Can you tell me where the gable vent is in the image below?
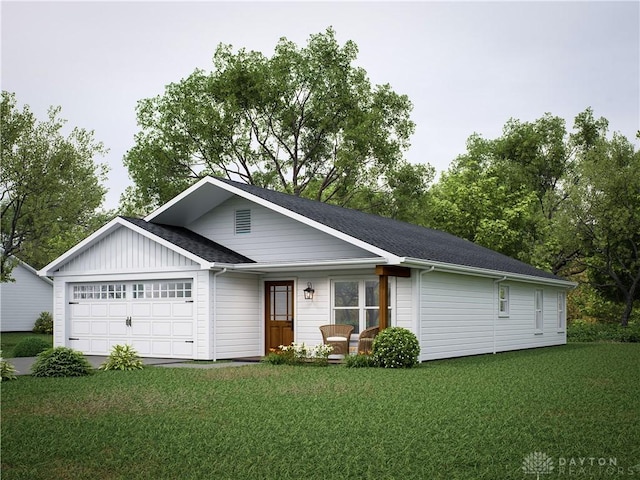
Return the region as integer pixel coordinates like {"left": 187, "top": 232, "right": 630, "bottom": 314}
{"left": 235, "top": 209, "right": 251, "bottom": 234}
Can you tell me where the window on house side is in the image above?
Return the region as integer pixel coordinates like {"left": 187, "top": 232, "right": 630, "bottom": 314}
{"left": 499, "top": 286, "right": 509, "bottom": 317}
{"left": 332, "top": 278, "right": 392, "bottom": 334}
{"left": 557, "top": 292, "right": 567, "bottom": 331}
{"left": 535, "top": 289, "right": 544, "bottom": 333}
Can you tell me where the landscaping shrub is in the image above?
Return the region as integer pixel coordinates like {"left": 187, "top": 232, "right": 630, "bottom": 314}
{"left": 12, "top": 337, "right": 51, "bottom": 357}
{"left": 568, "top": 320, "right": 640, "bottom": 343}
{"left": 371, "top": 327, "right": 420, "bottom": 368}
{"left": 262, "top": 343, "right": 333, "bottom": 366}
{"left": 32, "top": 311, "right": 53, "bottom": 334}
{"left": 31, "top": 347, "right": 93, "bottom": 377}
{"left": 344, "top": 353, "right": 376, "bottom": 368}
{"left": 100, "top": 344, "right": 144, "bottom": 371}
{"left": 0, "top": 351, "right": 17, "bottom": 381}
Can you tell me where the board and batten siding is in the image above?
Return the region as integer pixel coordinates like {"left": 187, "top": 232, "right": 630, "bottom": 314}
{"left": 188, "top": 196, "right": 373, "bottom": 263}
{"left": 0, "top": 263, "right": 53, "bottom": 331}
{"left": 214, "top": 272, "right": 261, "bottom": 359}
{"left": 56, "top": 226, "right": 197, "bottom": 273}
{"left": 420, "top": 271, "right": 567, "bottom": 361}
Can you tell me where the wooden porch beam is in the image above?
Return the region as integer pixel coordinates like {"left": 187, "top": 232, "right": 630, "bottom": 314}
{"left": 379, "top": 274, "right": 389, "bottom": 330}
{"left": 375, "top": 265, "right": 411, "bottom": 278}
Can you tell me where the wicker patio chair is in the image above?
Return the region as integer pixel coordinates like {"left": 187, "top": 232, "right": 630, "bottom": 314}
{"left": 357, "top": 326, "right": 379, "bottom": 355}
{"left": 319, "top": 324, "right": 354, "bottom": 356}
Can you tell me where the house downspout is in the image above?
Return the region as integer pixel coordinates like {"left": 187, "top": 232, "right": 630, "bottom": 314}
{"left": 493, "top": 276, "right": 507, "bottom": 354}
{"left": 418, "top": 267, "right": 436, "bottom": 361}
{"left": 212, "top": 268, "right": 228, "bottom": 361}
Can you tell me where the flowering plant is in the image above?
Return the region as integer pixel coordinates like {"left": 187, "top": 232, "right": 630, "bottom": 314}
{"left": 264, "top": 343, "right": 333, "bottom": 366}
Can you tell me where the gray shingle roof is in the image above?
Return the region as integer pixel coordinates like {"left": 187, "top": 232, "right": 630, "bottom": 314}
{"left": 216, "top": 178, "right": 562, "bottom": 281}
{"left": 121, "top": 216, "right": 255, "bottom": 264}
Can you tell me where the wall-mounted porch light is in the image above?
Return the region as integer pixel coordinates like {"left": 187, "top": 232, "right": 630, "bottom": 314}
{"left": 303, "top": 282, "right": 315, "bottom": 300}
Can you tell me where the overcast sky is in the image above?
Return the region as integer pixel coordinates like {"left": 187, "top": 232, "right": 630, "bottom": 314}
{"left": 2, "top": 1, "right": 639, "bottom": 210}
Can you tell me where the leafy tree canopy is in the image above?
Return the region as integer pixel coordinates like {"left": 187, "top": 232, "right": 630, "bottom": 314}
{"left": 123, "top": 28, "right": 430, "bottom": 220}
{"left": 1, "top": 91, "right": 109, "bottom": 280}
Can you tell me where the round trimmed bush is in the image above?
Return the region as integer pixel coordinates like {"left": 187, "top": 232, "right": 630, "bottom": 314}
{"left": 32, "top": 311, "right": 53, "bottom": 334}
{"left": 31, "top": 347, "right": 93, "bottom": 377}
{"left": 13, "top": 337, "right": 51, "bottom": 357}
{"left": 372, "top": 327, "right": 420, "bottom": 368}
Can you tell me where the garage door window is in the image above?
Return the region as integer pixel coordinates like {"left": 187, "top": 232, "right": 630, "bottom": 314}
{"left": 132, "top": 282, "right": 192, "bottom": 299}
{"left": 73, "top": 284, "right": 126, "bottom": 300}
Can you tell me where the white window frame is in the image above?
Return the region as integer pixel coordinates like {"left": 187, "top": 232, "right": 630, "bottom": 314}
{"left": 132, "top": 281, "right": 192, "bottom": 299}
{"left": 557, "top": 291, "right": 567, "bottom": 332}
{"left": 534, "top": 289, "right": 544, "bottom": 333}
{"left": 72, "top": 284, "right": 126, "bottom": 300}
{"left": 331, "top": 277, "right": 393, "bottom": 335}
{"left": 498, "top": 285, "right": 510, "bottom": 317}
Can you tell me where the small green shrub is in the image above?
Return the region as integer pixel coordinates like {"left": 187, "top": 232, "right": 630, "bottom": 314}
{"left": 568, "top": 320, "right": 640, "bottom": 343}
{"left": 32, "top": 311, "right": 53, "bottom": 334}
{"left": 372, "top": 327, "right": 420, "bottom": 368}
{"left": 100, "top": 344, "right": 144, "bottom": 371}
{"left": 0, "top": 351, "right": 17, "bottom": 381}
{"left": 262, "top": 352, "right": 291, "bottom": 365}
{"left": 13, "top": 337, "right": 51, "bottom": 357}
{"left": 344, "top": 353, "right": 376, "bottom": 368}
{"left": 31, "top": 347, "right": 93, "bottom": 377}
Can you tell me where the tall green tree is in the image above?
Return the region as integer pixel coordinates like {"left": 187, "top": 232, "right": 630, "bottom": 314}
{"left": 123, "top": 28, "right": 422, "bottom": 215}
{"left": 1, "top": 91, "right": 109, "bottom": 280}
{"left": 566, "top": 111, "right": 640, "bottom": 326}
{"left": 425, "top": 113, "right": 578, "bottom": 272}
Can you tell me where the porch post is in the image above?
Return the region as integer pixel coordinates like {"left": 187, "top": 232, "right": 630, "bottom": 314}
{"left": 375, "top": 265, "right": 411, "bottom": 331}
{"left": 379, "top": 274, "right": 389, "bottom": 330}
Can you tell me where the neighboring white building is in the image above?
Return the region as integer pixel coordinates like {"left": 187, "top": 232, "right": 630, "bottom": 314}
{"left": 39, "top": 176, "right": 574, "bottom": 361}
{"left": 1, "top": 260, "right": 53, "bottom": 332}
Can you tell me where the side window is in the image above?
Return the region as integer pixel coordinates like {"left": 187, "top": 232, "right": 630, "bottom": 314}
{"left": 557, "top": 292, "right": 567, "bottom": 331}
{"left": 535, "top": 289, "right": 544, "bottom": 333}
{"left": 498, "top": 286, "right": 509, "bottom": 317}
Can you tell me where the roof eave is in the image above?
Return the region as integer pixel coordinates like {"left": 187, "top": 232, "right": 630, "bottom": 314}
{"left": 401, "top": 257, "right": 577, "bottom": 287}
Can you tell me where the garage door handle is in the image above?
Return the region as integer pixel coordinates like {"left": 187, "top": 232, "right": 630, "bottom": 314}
{"left": 185, "top": 340, "right": 194, "bottom": 343}
{"left": 126, "top": 316, "right": 132, "bottom": 327}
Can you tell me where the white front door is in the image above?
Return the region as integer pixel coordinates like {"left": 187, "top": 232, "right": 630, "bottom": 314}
{"left": 68, "top": 280, "right": 194, "bottom": 358}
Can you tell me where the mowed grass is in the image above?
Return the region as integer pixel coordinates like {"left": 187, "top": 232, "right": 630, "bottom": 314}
{"left": 1, "top": 332, "right": 52, "bottom": 358}
{"left": 2, "top": 344, "right": 639, "bottom": 480}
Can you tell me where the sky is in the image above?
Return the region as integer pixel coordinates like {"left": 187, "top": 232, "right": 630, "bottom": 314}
{"left": 2, "top": 1, "right": 639, "bottom": 210}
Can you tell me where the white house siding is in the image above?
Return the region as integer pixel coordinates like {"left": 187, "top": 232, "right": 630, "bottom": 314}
{"left": 187, "top": 196, "right": 373, "bottom": 263}
{"left": 420, "top": 272, "right": 568, "bottom": 361}
{"left": 494, "top": 284, "right": 566, "bottom": 352}
{"left": 0, "top": 263, "right": 53, "bottom": 331}
{"left": 56, "top": 226, "right": 198, "bottom": 273}
{"left": 420, "top": 271, "right": 495, "bottom": 361}
{"left": 214, "top": 272, "right": 261, "bottom": 359}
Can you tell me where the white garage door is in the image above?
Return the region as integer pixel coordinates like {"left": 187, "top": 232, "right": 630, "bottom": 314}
{"left": 68, "top": 280, "right": 195, "bottom": 358}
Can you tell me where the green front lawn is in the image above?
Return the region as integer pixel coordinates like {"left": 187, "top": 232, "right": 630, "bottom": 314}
{"left": 1, "top": 332, "right": 52, "bottom": 358}
{"left": 2, "top": 344, "right": 639, "bottom": 479}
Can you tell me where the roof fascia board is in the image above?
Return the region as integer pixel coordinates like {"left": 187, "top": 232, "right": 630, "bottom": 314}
{"left": 144, "top": 176, "right": 214, "bottom": 222}
{"left": 225, "top": 257, "right": 387, "bottom": 273}
{"left": 38, "top": 217, "right": 124, "bottom": 276}
{"left": 207, "top": 177, "right": 402, "bottom": 263}
{"left": 39, "top": 217, "right": 211, "bottom": 276}
{"left": 402, "top": 258, "right": 577, "bottom": 288}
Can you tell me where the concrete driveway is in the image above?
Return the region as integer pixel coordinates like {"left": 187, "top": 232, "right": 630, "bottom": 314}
{"left": 8, "top": 356, "right": 256, "bottom": 375}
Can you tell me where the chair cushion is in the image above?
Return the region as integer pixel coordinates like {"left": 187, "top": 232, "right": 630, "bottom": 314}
{"left": 326, "top": 336, "right": 348, "bottom": 342}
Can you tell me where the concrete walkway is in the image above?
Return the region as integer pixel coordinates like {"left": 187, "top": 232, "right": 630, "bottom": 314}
{"left": 8, "top": 355, "right": 258, "bottom": 375}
